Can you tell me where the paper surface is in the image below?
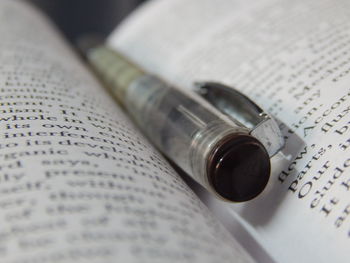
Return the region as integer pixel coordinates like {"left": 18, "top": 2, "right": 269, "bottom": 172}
{"left": 0, "top": 1, "right": 253, "bottom": 262}
{"left": 109, "top": 0, "right": 350, "bottom": 262}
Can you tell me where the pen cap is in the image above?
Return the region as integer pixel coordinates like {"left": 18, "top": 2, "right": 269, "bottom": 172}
{"left": 206, "top": 133, "right": 270, "bottom": 202}
{"left": 190, "top": 120, "right": 270, "bottom": 202}
{"left": 125, "top": 75, "right": 271, "bottom": 202}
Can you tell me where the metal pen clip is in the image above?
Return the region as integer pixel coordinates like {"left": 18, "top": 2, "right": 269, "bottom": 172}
{"left": 195, "top": 82, "right": 284, "bottom": 157}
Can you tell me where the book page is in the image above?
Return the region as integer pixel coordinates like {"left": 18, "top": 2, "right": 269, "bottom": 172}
{"left": 0, "top": 1, "right": 254, "bottom": 262}
{"left": 109, "top": 0, "right": 350, "bottom": 262}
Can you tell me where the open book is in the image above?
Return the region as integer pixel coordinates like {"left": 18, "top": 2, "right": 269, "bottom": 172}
{"left": 1, "top": 0, "right": 349, "bottom": 262}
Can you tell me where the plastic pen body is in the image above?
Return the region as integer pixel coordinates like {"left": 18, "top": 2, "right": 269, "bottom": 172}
{"left": 86, "top": 46, "right": 271, "bottom": 202}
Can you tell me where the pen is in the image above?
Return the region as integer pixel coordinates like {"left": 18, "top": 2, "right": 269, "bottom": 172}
{"left": 82, "top": 43, "right": 283, "bottom": 202}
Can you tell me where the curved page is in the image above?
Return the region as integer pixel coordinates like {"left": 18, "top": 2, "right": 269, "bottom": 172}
{"left": 109, "top": 0, "right": 350, "bottom": 262}
{"left": 0, "top": 1, "right": 252, "bottom": 262}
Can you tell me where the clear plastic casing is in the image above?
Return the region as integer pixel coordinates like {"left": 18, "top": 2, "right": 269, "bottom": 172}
{"left": 87, "top": 46, "right": 270, "bottom": 201}
{"left": 126, "top": 75, "right": 249, "bottom": 191}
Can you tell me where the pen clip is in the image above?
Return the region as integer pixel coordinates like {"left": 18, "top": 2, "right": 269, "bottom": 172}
{"left": 194, "top": 82, "right": 284, "bottom": 157}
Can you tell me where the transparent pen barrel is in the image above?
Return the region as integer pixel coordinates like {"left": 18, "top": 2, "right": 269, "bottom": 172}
{"left": 87, "top": 46, "right": 271, "bottom": 201}
{"left": 126, "top": 75, "right": 249, "bottom": 190}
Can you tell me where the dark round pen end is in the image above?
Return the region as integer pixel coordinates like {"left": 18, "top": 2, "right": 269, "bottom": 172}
{"left": 208, "top": 134, "right": 270, "bottom": 202}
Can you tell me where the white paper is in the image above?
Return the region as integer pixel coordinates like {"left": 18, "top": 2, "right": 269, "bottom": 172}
{"left": 0, "top": 1, "right": 253, "bottom": 262}
{"left": 109, "top": 0, "right": 350, "bottom": 262}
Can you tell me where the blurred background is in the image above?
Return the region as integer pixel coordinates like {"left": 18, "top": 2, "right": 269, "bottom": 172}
{"left": 27, "top": 0, "right": 145, "bottom": 43}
